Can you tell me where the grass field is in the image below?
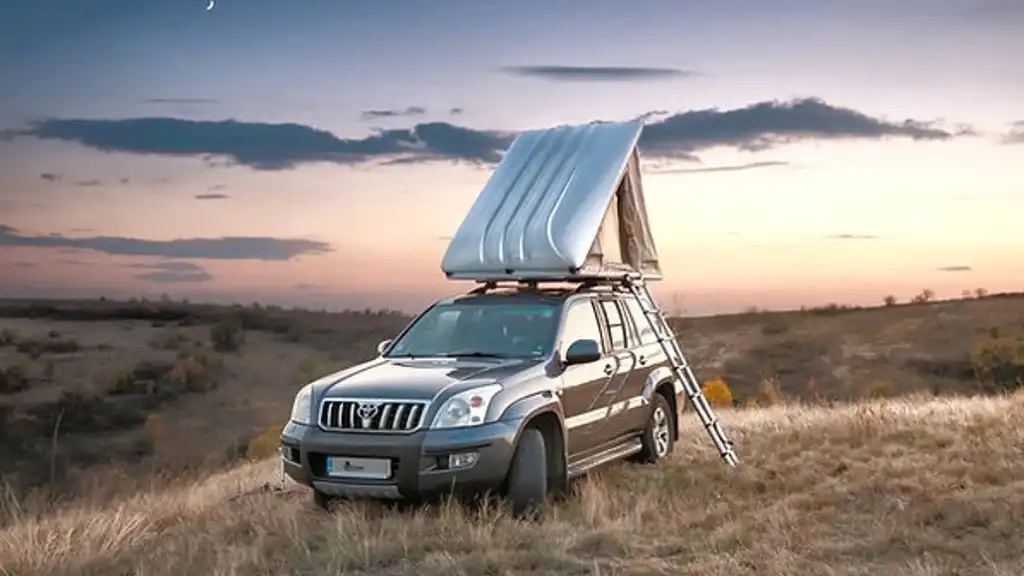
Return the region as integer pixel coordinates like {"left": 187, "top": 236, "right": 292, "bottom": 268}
{"left": 2, "top": 394, "right": 1022, "bottom": 575}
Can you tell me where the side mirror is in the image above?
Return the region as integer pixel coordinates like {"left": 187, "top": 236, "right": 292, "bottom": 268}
{"left": 376, "top": 339, "right": 392, "bottom": 355}
{"left": 564, "top": 338, "right": 601, "bottom": 366}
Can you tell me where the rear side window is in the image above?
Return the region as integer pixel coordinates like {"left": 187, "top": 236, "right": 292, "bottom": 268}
{"left": 599, "top": 300, "right": 627, "bottom": 351}
{"left": 623, "top": 297, "right": 663, "bottom": 345}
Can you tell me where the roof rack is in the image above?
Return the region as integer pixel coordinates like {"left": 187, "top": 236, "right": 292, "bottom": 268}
{"left": 466, "top": 274, "right": 643, "bottom": 296}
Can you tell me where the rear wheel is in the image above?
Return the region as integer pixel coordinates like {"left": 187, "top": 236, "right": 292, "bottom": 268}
{"left": 506, "top": 427, "right": 548, "bottom": 519}
{"left": 636, "top": 393, "right": 675, "bottom": 463}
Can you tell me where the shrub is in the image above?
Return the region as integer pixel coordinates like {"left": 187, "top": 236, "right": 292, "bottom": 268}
{"left": 883, "top": 295, "right": 897, "bottom": 307}
{"left": 210, "top": 318, "right": 245, "bottom": 352}
{"left": 702, "top": 377, "right": 734, "bottom": 408}
{"left": 859, "top": 379, "right": 892, "bottom": 399}
{"left": 0, "top": 328, "right": 17, "bottom": 347}
{"left": 0, "top": 363, "right": 33, "bottom": 394}
{"left": 246, "top": 424, "right": 284, "bottom": 460}
{"left": 970, "top": 334, "right": 1024, "bottom": 392}
{"left": 757, "top": 376, "right": 788, "bottom": 406}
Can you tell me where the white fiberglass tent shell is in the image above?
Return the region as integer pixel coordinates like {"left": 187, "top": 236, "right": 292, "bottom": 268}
{"left": 441, "top": 120, "right": 662, "bottom": 282}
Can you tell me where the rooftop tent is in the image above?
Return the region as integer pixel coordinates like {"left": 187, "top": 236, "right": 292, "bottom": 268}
{"left": 441, "top": 120, "right": 662, "bottom": 281}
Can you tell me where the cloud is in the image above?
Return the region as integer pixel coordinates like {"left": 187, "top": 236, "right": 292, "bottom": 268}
{"left": 9, "top": 98, "right": 965, "bottom": 170}
{"left": 11, "top": 117, "right": 511, "bottom": 170}
{"left": 0, "top": 225, "right": 331, "bottom": 261}
{"left": 194, "top": 193, "right": 230, "bottom": 200}
{"left": 14, "top": 262, "right": 37, "bottom": 268}
{"left": 499, "top": 65, "right": 698, "bottom": 82}
{"left": 824, "top": 233, "right": 879, "bottom": 240}
{"left": 124, "top": 261, "right": 213, "bottom": 283}
{"left": 76, "top": 179, "right": 102, "bottom": 187}
{"left": 141, "top": 98, "right": 218, "bottom": 105}
{"left": 449, "top": 108, "right": 464, "bottom": 116}
{"left": 653, "top": 161, "right": 791, "bottom": 174}
{"left": 639, "top": 99, "right": 955, "bottom": 159}
{"left": 360, "top": 107, "right": 427, "bottom": 120}
{"left": 1003, "top": 120, "right": 1024, "bottom": 144}
{"left": 937, "top": 265, "right": 972, "bottom": 272}
{"left": 40, "top": 172, "right": 62, "bottom": 182}
{"left": 119, "top": 178, "right": 130, "bottom": 185}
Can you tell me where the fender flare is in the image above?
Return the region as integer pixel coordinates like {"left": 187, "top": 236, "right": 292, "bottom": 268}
{"left": 641, "top": 366, "right": 684, "bottom": 437}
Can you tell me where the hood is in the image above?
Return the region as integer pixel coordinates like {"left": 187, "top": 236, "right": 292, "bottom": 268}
{"left": 318, "top": 356, "right": 544, "bottom": 401}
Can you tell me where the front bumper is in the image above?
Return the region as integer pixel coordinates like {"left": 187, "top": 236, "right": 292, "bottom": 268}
{"left": 280, "top": 417, "right": 523, "bottom": 500}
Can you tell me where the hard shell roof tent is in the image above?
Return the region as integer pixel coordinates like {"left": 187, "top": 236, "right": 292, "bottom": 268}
{"left": 441, "top": 120, "right": 661, "bottom": 282}
{"left": 440, "top": 119, "right": 739, "bottom": 468}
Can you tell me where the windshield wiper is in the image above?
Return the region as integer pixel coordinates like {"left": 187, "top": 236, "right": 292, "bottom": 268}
{"left": 440, "top": 350, "right": 511, "bottom": 359}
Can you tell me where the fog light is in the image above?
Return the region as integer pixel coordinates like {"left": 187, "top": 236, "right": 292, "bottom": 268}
{"left": 448, "top": 451, "right": 479, "bottom": 469}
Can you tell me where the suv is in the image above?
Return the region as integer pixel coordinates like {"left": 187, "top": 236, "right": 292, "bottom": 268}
{"left": 280, "top": 282, "right": 686, "bottom": 516}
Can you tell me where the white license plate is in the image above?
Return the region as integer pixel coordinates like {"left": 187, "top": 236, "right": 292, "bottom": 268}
{"left": 325, "top": 456, "right": 392, "bottom": 480}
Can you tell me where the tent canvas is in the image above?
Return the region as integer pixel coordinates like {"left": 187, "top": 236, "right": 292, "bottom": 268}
{"left": 441, "top": 120, "right": 662, "bottom": 281}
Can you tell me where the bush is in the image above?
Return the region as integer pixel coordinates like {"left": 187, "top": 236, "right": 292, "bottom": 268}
{"left": 883, "top": 295, "right": 897, "bottom": 307}
{"left": 702, "top": 377, "right": 734, "bottom": 408}
{"left": 0, "top": 363, "right": 32, "bottom": 394}
{"left": 970, "top": 334, "right": 1024, "bottom": 392}
{"left": 210, "top": 318, "right": 245, "bottom": 352}
{"left": 246, "top": 424, "right": 284, "bottom": 460}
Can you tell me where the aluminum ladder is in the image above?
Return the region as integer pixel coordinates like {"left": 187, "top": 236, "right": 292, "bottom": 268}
{"left": 622, "top": 275, "right": 739, "bottom": 466}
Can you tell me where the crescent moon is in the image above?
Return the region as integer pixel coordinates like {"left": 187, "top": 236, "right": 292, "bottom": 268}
{"left": 206, "top": 0, "right": 215, "bottom": 10}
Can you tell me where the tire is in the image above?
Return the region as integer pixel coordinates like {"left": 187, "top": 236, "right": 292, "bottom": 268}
{"left": 636, "top": 392, "right": 675, "bottom": 463}
{"left": 312, "top": 488, "right": 334, "bottom": 511}
{"left": 506, "top": 427, "right": 548, "bottom": 519}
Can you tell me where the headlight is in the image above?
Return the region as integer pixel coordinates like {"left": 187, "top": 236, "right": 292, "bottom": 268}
{"left": 290, "top": 384, "right": 314, "bottom": 425}
{"left": 430, "top": 384, "right": 502, "bottom": 429}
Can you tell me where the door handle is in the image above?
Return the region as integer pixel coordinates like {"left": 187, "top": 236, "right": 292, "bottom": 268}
{"left": 638, "top": 355, "right": 647, "bottom": 366}
{"left": 603, "top": 364, "right": 614, "bottom": 375}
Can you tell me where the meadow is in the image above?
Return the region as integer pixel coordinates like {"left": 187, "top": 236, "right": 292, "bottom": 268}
{"left": 1, "top": 291, "right": 1023, "bottom": 574}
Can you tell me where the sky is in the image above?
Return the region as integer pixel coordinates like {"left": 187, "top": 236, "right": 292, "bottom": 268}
{"left": 1, "top": 0, "right": 1022, "bottom": 315}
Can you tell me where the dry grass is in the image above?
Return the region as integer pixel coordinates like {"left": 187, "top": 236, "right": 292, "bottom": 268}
{"left": 3, "top": 393, "right": 1023, "bottom": 576}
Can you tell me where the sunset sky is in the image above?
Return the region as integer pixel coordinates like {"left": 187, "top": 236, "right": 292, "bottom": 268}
{"left": 2, "top": 0, "right": 1022, "bottom": 315}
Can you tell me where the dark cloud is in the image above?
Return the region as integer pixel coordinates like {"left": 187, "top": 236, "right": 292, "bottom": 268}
{"left": 449, "top": 107, "right": 464, "bottom": 115}
{"left": 208, "top": 184, "right": 227, "bottom": 191}
{"left": 194, "top": 193, "right": 230, "bottom": 200}
{"left": 639, "top": 99, "right": 955, "bottom": 159}
{"left": 1003, "top": 121, "right": 1024, "bottom": 144}
{"left": 0, "top": 225, "right": 331, "bottom": 261}
{"left": 40, "top": 172, "right": 62, "bottom": 182}
{"left": 825, "top": 234, "right": 879, "bottom": 240}
{"left": 141, "top": 98, "right": 218, "bottom": 105}
{"left": 654, "top": 161, "right": 791, "bottom": 174}
{"left": 360, "top": 107, "right": 427, "bottom": 120}
{"left": 76, "top": 179, "right": 102, "bottom": 187}
{"left": 499, "top": 65, "right": 698, "bottom": 82}
{"left": 119, "top": 178, "right": 130, "bottom": 185}
{"left": 937, "top": 265, "right": 972, "bottom": 272}
{"left": 124, "top": 261, "right": 213, "bottom": 283}
{"left": 55, "top": 258, "right": 91, "bottom": 266}
{"left": 9, "top": 98, "right": 965, "bottom": 170}
{"left": 10, "top": 117, "right": 511, "bottom": 170}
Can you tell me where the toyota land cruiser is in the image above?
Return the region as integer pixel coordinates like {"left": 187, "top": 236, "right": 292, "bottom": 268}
{"left": 280, "top": 280, "right": 691, "bottom": 516}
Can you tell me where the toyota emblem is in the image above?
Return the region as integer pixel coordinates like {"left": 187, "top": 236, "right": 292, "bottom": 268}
{"left": 357, "top": 402, "right": 379, "bottom": 423}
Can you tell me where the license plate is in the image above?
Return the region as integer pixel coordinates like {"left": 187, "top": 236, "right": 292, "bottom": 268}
{"left": 325, "top": 456, "right": 392, "bottom": 480}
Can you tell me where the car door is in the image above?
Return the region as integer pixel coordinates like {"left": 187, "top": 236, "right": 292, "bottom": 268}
{"left": 556, "top": 298, "right": 615, "bottom": 456}
{"left": 588, "top": 298, "right": 638, "bottom": 446}
{"left": 619, "top": 294, "right": 666, "bottom": 432}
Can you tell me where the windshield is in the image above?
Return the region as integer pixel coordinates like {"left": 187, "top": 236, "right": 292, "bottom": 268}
{"left": 385, "top": 300, "right": 560, "bottom": 359}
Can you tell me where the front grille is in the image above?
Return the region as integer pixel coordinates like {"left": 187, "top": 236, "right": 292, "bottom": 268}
{"left": 319, "top": 399, "right": 428, "bottom": 433}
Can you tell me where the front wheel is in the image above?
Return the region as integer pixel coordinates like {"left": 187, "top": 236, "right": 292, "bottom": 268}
{"left": 312, "top": 488, "right": 335, "bottom": 511}
{"left": 506, "top": 427, "right": 548, "bottom": 518}
{"left": 636, "top": 393, "right": 675, "bottom": 463}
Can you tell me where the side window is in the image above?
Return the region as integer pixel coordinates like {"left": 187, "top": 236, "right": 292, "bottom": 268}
{"left": 559, "top": 302, "right": 603, "bottom": 356}
{"left": 599, "top": 300, "right": 627, "bottom": 351}
{"left": 623, "top": 297, "right": 660, "bottom": 345}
